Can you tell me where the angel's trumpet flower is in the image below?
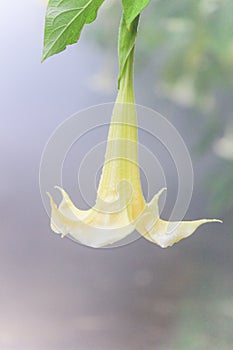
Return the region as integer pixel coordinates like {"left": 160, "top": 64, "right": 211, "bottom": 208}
{"left": 47, "top": 17, "right": 221, "bottom": 248}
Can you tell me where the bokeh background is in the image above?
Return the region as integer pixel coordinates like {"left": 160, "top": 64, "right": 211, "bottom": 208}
{"left": 0, "top": 0, "right": 232, "bottom": 349}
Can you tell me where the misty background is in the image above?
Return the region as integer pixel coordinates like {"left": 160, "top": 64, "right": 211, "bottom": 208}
{"left": 0, "top": 0, "right": 232, "bottom": 349}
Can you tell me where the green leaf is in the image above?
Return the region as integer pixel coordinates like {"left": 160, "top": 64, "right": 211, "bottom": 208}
{"left": 42, "top": 0, "right": 105, "bottom": 61}
{"left": 118, "top": 14, "right": 139, "bottom": 88}
{"left": 122, "top": 0, "right": 150, "bottom": 28}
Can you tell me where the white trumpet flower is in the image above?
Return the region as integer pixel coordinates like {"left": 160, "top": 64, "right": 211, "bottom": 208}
{"left": 47, "top": 19, "right": 221, "bottom": 248}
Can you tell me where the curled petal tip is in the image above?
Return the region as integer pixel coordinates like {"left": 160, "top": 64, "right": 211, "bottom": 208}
{"left": 149, "top": 187, "right": 167, "bottom": 204}
{"left": 46, "top": 192, "right": 55, "bottom": 205}
{"left": 162, "top": 187, "right": 167, "bottom": 192}
{"left": 54, "top": 185, "right": 64, "bottom": 194}
{"left": 213, "top": 219, "right": 223, "bottom": 224}
{"left": 202, "top": 218, "right": 223, "bottom": 224}
{"left": 46, "top": 191, "right": 51, "bottom": 199}
{"left": 157, "top": 187, "right": 167, "bottom": 196}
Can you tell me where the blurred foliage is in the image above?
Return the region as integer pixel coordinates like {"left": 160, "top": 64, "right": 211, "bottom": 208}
{"left": 92, "top": 0, "right": 233, "bottom": 104}
{"left": 207, "top": 161, "right": 233, "bottom": 215}
{"left": 172, "top": 264, "right": 233, "bottom": 350}
{"left": 140, "top": 0, "right": 233, "bottom": 219}
{"left": 141, "top": 0, "right": 233, "bottom": 100}
{"left": 89, "top": 0, "right": 233, "bottom": 218}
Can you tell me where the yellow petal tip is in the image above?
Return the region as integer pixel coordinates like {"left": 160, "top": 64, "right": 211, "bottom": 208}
{"left": 205, "top": 218, "right": 223, "bottom": 224}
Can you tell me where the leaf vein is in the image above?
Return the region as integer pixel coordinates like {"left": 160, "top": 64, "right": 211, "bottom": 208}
{"left": 44, "top": 0, "right": 93, "bottom": 57}
{"left": 51, "top": 7, "right": 84, "bottom": 25}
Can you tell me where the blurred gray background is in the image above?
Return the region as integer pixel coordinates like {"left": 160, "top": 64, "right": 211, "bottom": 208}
{"left": 0, "top": 0, "right": 232, "bottom": 349}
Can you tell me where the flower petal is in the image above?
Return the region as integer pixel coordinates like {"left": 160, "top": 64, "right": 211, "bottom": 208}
{"left": 47, "top": 187, "right": 137, "bottom": 248}
{"left": 142, "top": 218, "right": 222, "bottom": 248}
{"left": 136, "top": 187, "right": 222, "bottom": 248}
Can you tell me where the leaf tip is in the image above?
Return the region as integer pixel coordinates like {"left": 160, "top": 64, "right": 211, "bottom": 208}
{"left": 41, "top": 49, "right": 50, "bottom": 63}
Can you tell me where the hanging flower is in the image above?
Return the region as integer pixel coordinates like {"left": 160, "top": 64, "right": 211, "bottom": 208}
{"left": 47, "top": 15, "right": 221, "bottom": 248}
